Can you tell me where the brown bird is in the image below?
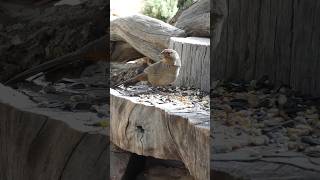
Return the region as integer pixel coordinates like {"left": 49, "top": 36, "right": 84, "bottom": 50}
{"left": 115, "top": 49, "right": 181, "bottom": 87}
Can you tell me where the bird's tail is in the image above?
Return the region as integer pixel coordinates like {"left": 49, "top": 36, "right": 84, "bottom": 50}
{"left": 112, "top": 73, "right": 148, "bottom": 88}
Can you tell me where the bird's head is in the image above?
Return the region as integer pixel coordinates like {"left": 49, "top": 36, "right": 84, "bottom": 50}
{"left": 160, "top": 49, "right": 181, "bottom": 66}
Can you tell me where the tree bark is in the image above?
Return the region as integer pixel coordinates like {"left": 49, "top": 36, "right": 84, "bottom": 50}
{"left": 169, "top": 37, "right": 210, "bottom": 92}
{"left": 211, "top": 0, "right": 320, "bottom": 96}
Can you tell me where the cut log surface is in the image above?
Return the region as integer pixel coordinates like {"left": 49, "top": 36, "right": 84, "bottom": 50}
{"left": 0, "top": 84, "right": 108, "bottom": 180}
{"left": 110, "top": 87, "right": 210, "bottom": 180}
{"left": 111, "top": 14, "right": 186, "bottom": 62}
{"left": 169, "top": 37, "right": 210, "bottom": 92}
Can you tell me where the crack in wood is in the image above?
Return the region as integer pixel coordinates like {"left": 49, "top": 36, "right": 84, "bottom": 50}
{"left": 58, "top": 133, "right": 88, "bottom": 180}
{"left": 165, "top": 114, "right": 182, "bottom": 160}
{"left": 94, "top": 143, "right": 108, "bottom": 166}
{"left": 125, "top": 104, "right": 136, "bottom": 143}
{"left": 138, "top": 128, "right": 144, "bottom": 155}
{"left": 29, "top": 117, "right": 49, "bottom": 147}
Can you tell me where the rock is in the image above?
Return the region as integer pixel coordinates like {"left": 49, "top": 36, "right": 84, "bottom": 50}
{"left": 213, "top": 142, "right": 233, "bottom": 153}
{"left": 305, "top": 113, "right": 319, "bottom": 121}
{"left": 294, "top": 116, "right": 308, "bottom": 124}
{"left": 287, "top": 125, "right": 311, "bottom": 138}
{"left": 264, "top": 117, "right": 284, "bottom": 127}
{"left": 301, "top": 136, "right": 320, "bottom": 146}
{"left": 248, "top": 92, "right": 259, "bottom": 108}
{"left": 288, "top": 141, "right": 299, "bottom": 150}
{"left": 249, "top": 135, "right": 269, "bottom": 146}
{"left": 250, "top": 128, "right": 262, "bottom": 136}
{"left": 267, "top": 108, "right": 280, "bottom": 117}
{"left": 258, "top": 98, "right": 273, "bottom": 108}
{"left": 42, "top": 85, "right": 57, "bottom": 94}
{"left": 11, "top": 35, "right": 23, "bottom": 45}
{"left": 70, "top": 95, "right": 84, "bottom": 102}
{"left": 304, "top": 146, "right": 320, "bottom": 157}
{"left": 91, "top": 104, "right": 109, "bottom": 117}
{"left": 6, "top": 23, "right": 24, "bottom": 31}
{"left": 228, "top": 99, "right": 248, "bottom": 110}
{"left": 74, "top": 102, "right": 92, "bottom": 110}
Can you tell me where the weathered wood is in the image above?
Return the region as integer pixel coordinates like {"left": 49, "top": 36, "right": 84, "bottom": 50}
{"left": 211, "top": 0, "right": 228, "bottom": 49}
{"left": 169, "top": 37, "right": 210, "bottom": 92}
{"left": 174, "top": 0, "right": 210, "bottom": 37}
{"left": 110, "top": 14, "right": 186, "bottom": 62}
{"left": 211, "top": 0, "right": 320, "bottom": 96}
{"left": 110, "top": 88, "right": 210, "bottom": 180}
{"left": 0, "top": 84, "right": 108, "bottom": 180}
{"left": 5, "top": 35, "right": 108, "bottom": 85}
{"left": 111, "top": 41, "right": 143, "bottom": 62}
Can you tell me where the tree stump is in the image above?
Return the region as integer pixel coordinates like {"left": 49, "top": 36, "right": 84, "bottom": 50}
{"left": 0, "top": 84, "right": 108, "bottom": 180}
{"left": 110, "top": 88, "right": 210, "bottom": 180}
{"left": 169, "top": 37, "right": 210, "bottom": 92}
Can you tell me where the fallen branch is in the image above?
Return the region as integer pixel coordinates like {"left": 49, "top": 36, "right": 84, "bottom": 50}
{"left": 5, "top": 35, "right": 108, "bottom": 85}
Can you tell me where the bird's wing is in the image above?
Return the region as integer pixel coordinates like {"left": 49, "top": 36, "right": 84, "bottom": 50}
{"left": 143, "top": 62, "right": 162, "bottom": 74}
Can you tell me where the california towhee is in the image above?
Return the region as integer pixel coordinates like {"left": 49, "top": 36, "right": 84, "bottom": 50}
{"left": 116, "top": 49, "right": 181, "bottom": 87}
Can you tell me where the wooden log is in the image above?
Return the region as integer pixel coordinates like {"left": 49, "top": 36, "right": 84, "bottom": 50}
{"left": 110, "top": 88, "right": 210, "bottom": 180}
{"left": 211, "top": 0, "right": 228, "bottom": 49}
{"left": 169, "top": 37, "right": 210, "bottom": 92}
{"left": 174, "top": 0, "right": 210, "bottom": 37}
{"left": 5, "top": 35, "right": 108, "bottom": 85}
{"left": 110, "top": 14, "right": 186, "bottom": 61}
{"left": 0, "top": 84, "right": 108, "bottom": 180}
{"left": 111, "top": 41, "right": 144, "bottom": 62}
{"left": 211, "top": 0, "right": 320, "bottom": 96}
